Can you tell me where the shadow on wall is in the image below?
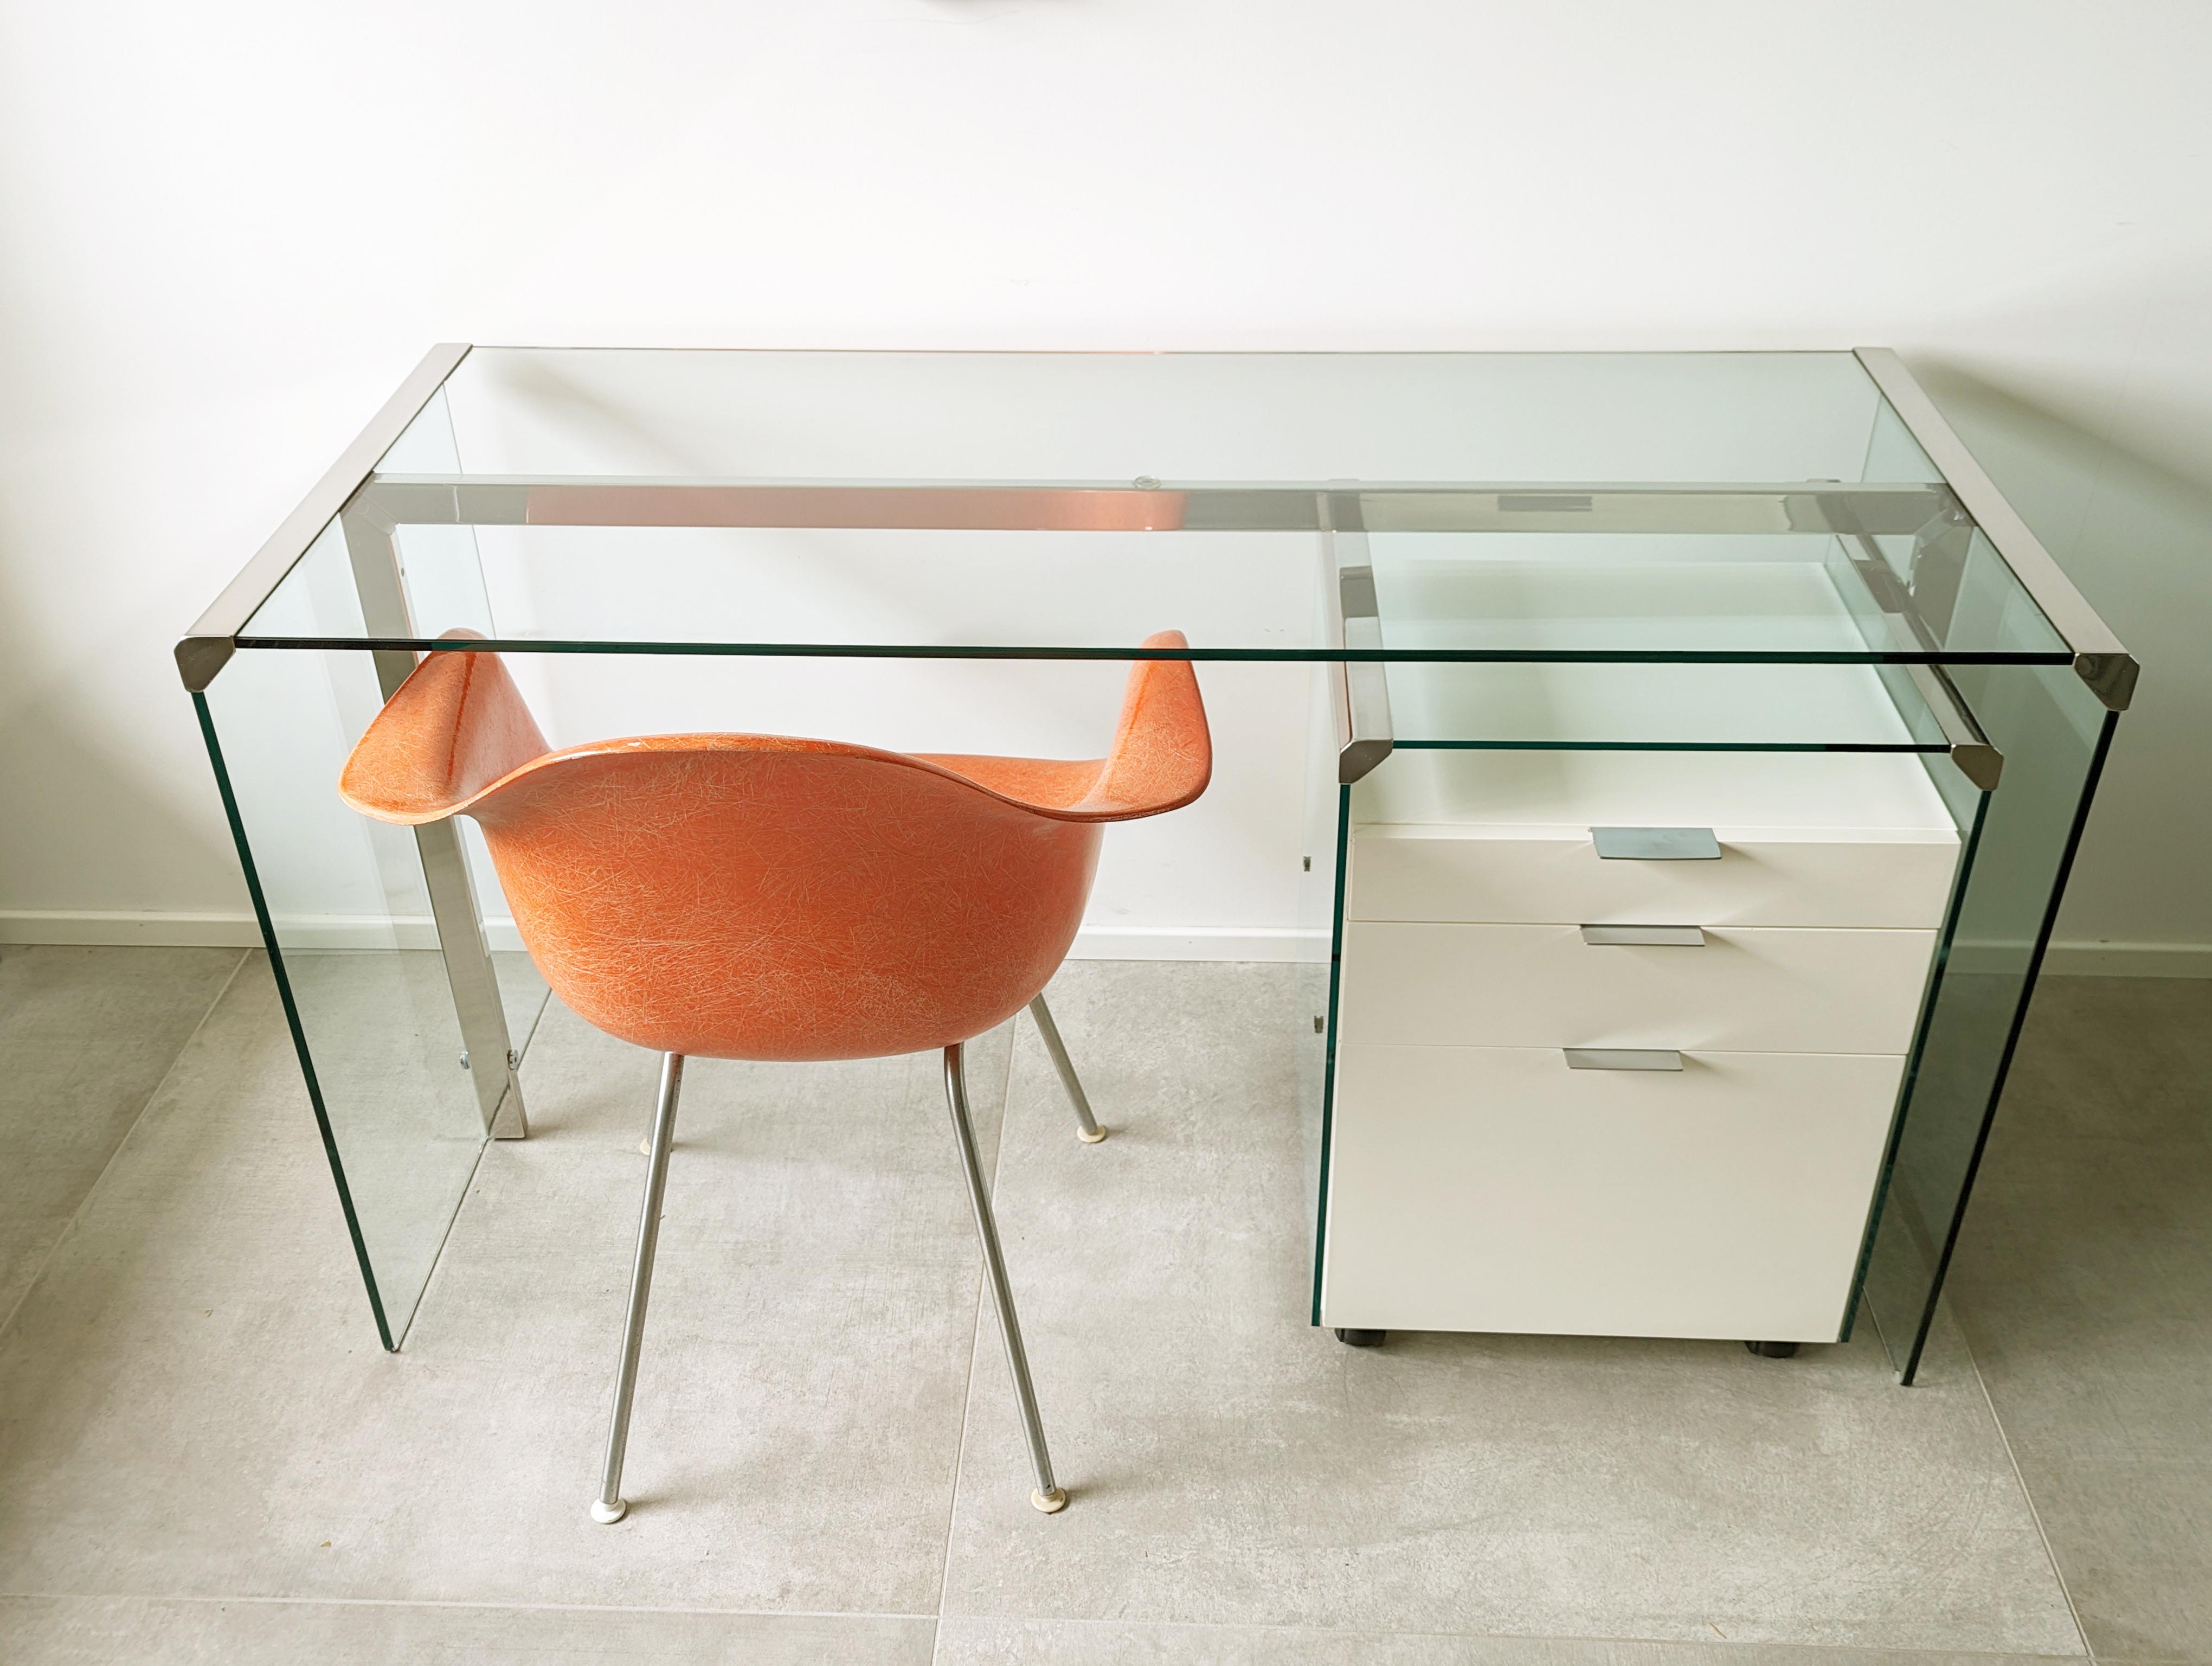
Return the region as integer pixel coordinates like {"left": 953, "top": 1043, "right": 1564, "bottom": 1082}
{"left": 1907, "top": 351, "right": 2212, "bottom": 949}
{"left": 0, "top": 682, "right": 246, "bottom": 924}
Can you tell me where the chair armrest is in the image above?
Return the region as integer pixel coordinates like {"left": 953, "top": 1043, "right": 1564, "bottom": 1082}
{"left": 337, "top": 633, "right": 550, "bottom": 824}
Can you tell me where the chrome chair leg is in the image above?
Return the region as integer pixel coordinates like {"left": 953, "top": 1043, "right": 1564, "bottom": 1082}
{"left": 944, "top": 1042, "right": 1068, "bottom": 1514}
{"left": 1027, "top": 995, "right": 1104, "bottom": 1143}
{"left": 593, "top": 1051, "right": 685, "bottom": 1524}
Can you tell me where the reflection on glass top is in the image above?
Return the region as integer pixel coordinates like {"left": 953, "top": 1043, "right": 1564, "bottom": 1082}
{"left": 394, "top": 348, "right": 1935, "bottom": 486}
{"left": 236, "top": 348, "right": 2073, "bottom": 673}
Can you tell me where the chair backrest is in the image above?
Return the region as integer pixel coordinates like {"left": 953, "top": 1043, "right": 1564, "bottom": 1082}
{"left": 340, "top": 641, "right": 1208, "bottom": 1061}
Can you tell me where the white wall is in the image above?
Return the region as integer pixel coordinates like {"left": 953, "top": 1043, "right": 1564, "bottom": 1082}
{"left": 4, "top": 1, "right": 2209, "bottom": 967}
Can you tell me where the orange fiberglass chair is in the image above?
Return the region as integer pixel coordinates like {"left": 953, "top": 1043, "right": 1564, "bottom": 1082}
{"left": 339, "top": 633, "right": 1210, "bottom": 1523}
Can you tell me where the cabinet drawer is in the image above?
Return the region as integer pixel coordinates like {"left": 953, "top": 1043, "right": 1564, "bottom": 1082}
{"left": 1321, "top": 1045, "right": 1902, "bottom": 1342}
{"left": 1339, "top": 921, "right": 1935, "bottom": 1054}
{"left": 1347, "top": 826, "right": 1958, "bottom": 930}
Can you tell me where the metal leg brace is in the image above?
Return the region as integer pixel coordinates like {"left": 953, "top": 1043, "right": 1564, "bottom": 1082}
{"left": 1028, "top": 995, "right": 1105, "bottom": 1143}
{"left": 593, "top": 1052, "right": 685, "bottom": 1523}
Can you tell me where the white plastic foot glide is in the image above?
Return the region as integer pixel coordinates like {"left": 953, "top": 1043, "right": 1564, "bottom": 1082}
{"left": 639, "top": 1136, "right": 652, "bottom": 1156}
{"left": 590, "top": 1498, "right": 628, "bottom": 1524}
{"left": 1031, "top": 1487, "right": 1068, "bottom": 1514}
{"left": 1077, "top": 1125, "right": 1108, "bottom": 1144}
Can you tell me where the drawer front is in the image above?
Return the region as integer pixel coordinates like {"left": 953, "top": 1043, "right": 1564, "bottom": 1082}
{"left": 1347, "top": 829, "right": 1958, "bottom": 930}
{"left": 1321, "top": 1045, "right": 1901, "bottom": 1341}
{"left": 1339, "top": 921, "right": 1936, "bottom": 1054}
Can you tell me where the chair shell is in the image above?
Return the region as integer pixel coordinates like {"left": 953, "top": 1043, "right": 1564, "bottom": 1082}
{"left": 339, "top": 635, "right": 1210, "bottom": 1061}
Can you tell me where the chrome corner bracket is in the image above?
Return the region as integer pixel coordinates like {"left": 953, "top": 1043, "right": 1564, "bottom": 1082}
{"left": 173, "top": 635, "right": 237, "bottom": 695}
{"left": 1916, "top": 673, "right": 2005, "bottom": 792}
{"left": 1321, "top": 489, "right": 1393, "bottom": 784}
{"left": 172, "top": 343, "right": 473, "bottom": 693}
{"left": 2072, "top": 651, "right": 2139, "bottom": 712}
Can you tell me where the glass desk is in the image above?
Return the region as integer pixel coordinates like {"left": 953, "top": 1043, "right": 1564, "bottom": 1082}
{"left": 176, "top": 348, "right": 2131, "bottom": 1380}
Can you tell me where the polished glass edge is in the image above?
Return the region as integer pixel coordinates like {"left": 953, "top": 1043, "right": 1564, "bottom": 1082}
{"left": 1311, "top": 781, "right": 1353, "bottom": 1329}
{"left": 1854, "top": 349, "right": 2136, "bottom": 710}
{"left": 1392, "top": 740, "right": 1950, "bottom": 753}
{"left": 230, "top": 636, "right": 2079, "bottom": 666}
{"left": 470, "top": 344, "right": 1880, "bottom": 360}
{"left": 175, "top": 343, "right": 471, "bottom": 691}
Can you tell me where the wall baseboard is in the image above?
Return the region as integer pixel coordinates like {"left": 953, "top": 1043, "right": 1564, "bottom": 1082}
{"left": 4, "top": 910, "right": 2201, "bottom": 977}
{"left": 0, "top": 911, "right": 1333, "bottom": 964}
{"left": 0, "top": 911, "right": 268, "bottom": 949}
{"left": 2036, "top": 940, "right": 2212, "bottom": 978}
{"left": 1068, "top": 926, "right": 1328, "bottom": 963}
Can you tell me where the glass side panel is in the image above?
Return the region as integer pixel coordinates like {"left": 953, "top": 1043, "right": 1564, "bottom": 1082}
{"left": 1858, "top": 659, "right": 2115, "bottom": 1381}
{"left": 198, "top": 643, "right": 551, "bottom": 1345}
{"left": 429, "top": 349, "right": 1902, "bottom": 485}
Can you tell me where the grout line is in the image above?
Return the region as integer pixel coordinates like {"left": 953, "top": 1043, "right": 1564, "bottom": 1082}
{"left": 0, "top": 1589, "right": 2100, "bottom": 1658}
{"left": 0, "top": 1592, "right": 938, "bottom": 1621}
{"left": 391, "top": 984, "right": 557, "bottom": 1349}
{"left": 1952, "top": 1297, "right": 2095, "bottom": 1661}
{"left": 509, "top": 981, "right": 555, "bottom": 1060}
{"left": 929, "top": 1201, "right": 988, "bottom": 1629}
{"left": 390, "top": 1118, "right": 495, "bottom": 1351}
{"left": 0, "top": 950, "right": 249, "bottom": 1344}
{"left": 929, "top": 1013, "right": 1020, "bottom": 1662}
{"left": 912, "top": 1610, "right": 2099, "bottom": 1658}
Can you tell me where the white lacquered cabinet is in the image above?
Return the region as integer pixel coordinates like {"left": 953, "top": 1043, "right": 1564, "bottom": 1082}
{"left": 1325, "top": 1045, "right": 1908, "bottom": 1340}
{"left": 1317, "top": 747, "right": 1964, "bottom": 1347}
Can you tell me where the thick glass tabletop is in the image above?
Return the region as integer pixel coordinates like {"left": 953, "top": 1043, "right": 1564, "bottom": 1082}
{"left": 214, "top": 348, "right": 2092, "bottom": 677}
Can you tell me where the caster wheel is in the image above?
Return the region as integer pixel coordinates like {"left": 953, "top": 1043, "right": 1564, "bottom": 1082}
{"left": 1334, "top": 1328, "right": 1386, "bottom": 1348}
{"left": 1745, "top": 1340, "right": 1799, "bottom": 1359}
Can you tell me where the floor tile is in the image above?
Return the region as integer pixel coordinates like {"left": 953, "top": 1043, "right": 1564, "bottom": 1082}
{"left": 940, "top": 962, "right": 2082, "bottom": 1654}
{"left": 271, "top": 948, "right": 556, "bottom": 1342}
{"left": 0, "top": 957, "right": 1010, "bottom": 1618}
{"left": 1947, "top": 976, "right": 2212, "bottom": 1663}
{"left": 0, "top": 945, "right": 243, "bottom": 1327}
{"left": 0, "top": 1594, "right": 934, "bottom": 1664}
{"left": 1984, "top": 977, "right": 2212, "bottom": 1147}
{"left": 937, "top": 1617, "right": 2085, "bottom": 1664}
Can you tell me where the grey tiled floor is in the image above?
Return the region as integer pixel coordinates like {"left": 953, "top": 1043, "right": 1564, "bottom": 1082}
{"left": 0, "top": 951, "right": 2203, "bottom": 1663}
{"left": 0, "top": 946, "right": 245, "bottom": 1331}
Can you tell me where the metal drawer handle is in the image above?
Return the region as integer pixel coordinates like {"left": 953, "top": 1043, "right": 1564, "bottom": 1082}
{"left": 1580, "top": 924, "right": 1705, "bottom": 947}
{"left": 1564, "top": 1048, "right": 1684, "bottom": 1071}
{"left": 1591, "top": 826, "right": 1721, "bottom": 861}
